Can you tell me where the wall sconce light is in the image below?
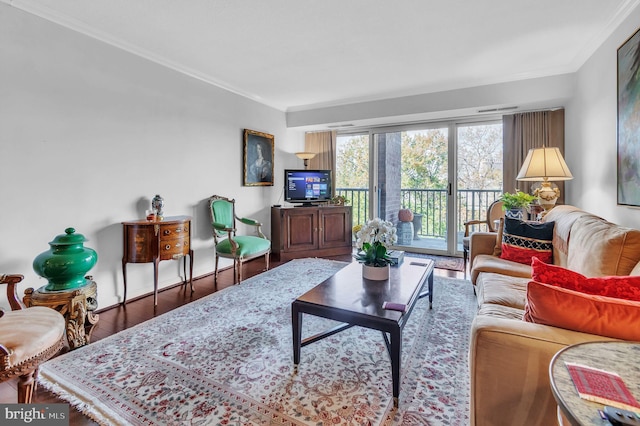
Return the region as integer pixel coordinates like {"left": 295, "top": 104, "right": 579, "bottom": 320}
{"left": 295, "top": 152, "right": 316, "bottom": 169}
{"left": 516, "top": 146, "right": 573, "bottom": 216}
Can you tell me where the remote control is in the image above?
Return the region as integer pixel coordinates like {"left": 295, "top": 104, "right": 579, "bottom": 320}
{"left": 604, "top": 406, "right": 640, "bottom": 426}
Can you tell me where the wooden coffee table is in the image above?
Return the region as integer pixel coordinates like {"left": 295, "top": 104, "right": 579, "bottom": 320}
{"left": 291, "top": 258, "right": 435, "bottom": 404}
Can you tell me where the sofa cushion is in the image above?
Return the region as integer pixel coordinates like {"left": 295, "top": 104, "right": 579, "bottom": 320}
{"left": 500, "top": 217, "right": 554, "bottom": 264}
{"left": 476, "top": 272, "right": 529, "bottom": 309}
{"left": 471, "top": 254, "right": 532, "bottom": 284}
{"left": 477, "top": 302, "right": 524, "bottom": 320}
{"left": 542, "top": 205, "right": 590, "bottom": 268}
{"left": 567, "top": 215, "right": 640, "bottom": 276}
{"left": 523, "top": 281, "right": 640, "bottom": 341}
{"left": 531, "top": 257, "right": 640, "bottom": 301}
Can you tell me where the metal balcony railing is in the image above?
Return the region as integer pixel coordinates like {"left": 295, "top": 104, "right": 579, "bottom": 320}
{"left": 336, "top": 188, "right": 502, "bottom": 239}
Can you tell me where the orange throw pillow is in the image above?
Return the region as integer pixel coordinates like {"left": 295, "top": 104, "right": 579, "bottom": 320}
{"left": 523, "top": 281, "right": 640, "bottom": 340}
{"left": 531, "top": 257, "right": 640, "bottom": 301}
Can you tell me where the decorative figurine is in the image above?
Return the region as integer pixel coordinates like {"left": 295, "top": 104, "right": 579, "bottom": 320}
{"left": 152, "top": 194, "right": 164, "bottom": 219}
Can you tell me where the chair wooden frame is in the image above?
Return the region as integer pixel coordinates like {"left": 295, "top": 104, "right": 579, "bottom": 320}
{"left": 208, "top": 195, "right": 271, "bottom": 284}
{"left": 462, "top": 200, "right": 504, "bottom": 276}
{"left": 0, "top": 274, "right": 65, "bottom": 403}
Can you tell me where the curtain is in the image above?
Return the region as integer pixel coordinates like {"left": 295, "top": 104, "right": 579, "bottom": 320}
{"left": 304, "top": 130, "right": 337, "bottom": 194}
{"left": 503, "top": 109, "right": 566, "bottom": 204}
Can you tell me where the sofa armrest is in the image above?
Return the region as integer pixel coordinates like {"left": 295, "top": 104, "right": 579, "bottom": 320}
{"left": 469, "top": 232, "right": 498, "bottom": 269}
{"left": 469, "top": 314, "right": 617, "bottom": 426}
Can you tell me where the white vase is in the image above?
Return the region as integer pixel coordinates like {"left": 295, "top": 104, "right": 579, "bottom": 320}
{"left": 362, "top": 264, "right": 390, "bottom": 281}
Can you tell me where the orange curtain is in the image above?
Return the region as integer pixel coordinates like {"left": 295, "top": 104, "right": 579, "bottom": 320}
{"left": 503, "top": 109, "right": 566, "bottom": 203}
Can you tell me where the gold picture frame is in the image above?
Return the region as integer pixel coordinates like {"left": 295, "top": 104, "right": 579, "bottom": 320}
{"left": 243, "top": 129, "right": 274, "bottom": 186}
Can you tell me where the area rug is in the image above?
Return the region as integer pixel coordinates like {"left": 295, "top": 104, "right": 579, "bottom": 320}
{"left": 39, "top": 258, "right": 477, "bottom": 425}
{"left": 406, "top": 253, "right": 465, "bottom": 272}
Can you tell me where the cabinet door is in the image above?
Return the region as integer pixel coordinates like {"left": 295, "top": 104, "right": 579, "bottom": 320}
{"left": 319, "top": 207, "right": 352, "bottom": 249}
{"left": 123, "top": 224, "right": 156, "bottom": 263}
{"left": 283, "top": 209, "right": 319, "bottom": 252}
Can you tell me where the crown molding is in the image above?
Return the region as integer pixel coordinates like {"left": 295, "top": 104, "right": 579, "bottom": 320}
{"left": 2, "top": 0, "right": 287, "bottom": 111}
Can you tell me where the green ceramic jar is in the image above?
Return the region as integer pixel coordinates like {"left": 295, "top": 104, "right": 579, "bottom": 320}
{"left": 32, "top": 227, "right": 98, "bottom": 291}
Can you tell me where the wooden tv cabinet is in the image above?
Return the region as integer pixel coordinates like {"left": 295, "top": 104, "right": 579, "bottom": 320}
{"left": 271, "top": 205, "right": 352, "bottom": 261}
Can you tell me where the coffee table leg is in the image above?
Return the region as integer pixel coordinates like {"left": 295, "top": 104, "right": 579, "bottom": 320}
{"left": 428, "top": 271, "right": 434, "bottom": 309}
{"left": 390, "top": 326, "right": 402, "bottom": 406}
{"left": 292, "top": 302, "right": 302, "bottom": 365}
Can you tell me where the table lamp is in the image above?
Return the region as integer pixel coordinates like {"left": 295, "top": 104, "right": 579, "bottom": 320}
{"left": 516, "top": 147, "right": 573, "bottom": 215}
{"left": 295, "top": 152, "right": 316, "bottom": 169}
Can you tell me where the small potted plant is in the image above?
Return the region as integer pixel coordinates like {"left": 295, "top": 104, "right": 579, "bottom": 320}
{"left": 354, "top": 218, "right": 398, "bottom": 280}
{"left": 501, "top": 190, "right": 536, "bottom": 219}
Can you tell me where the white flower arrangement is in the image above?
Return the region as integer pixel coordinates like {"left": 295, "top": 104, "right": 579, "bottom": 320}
{"left": 354, "top": 217, "right": 398, "bottom": 267}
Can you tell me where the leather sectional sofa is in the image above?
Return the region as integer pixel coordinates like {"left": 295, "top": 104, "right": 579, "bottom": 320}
{"left": 467, "top": 205, "right": 640, "bottom": 426}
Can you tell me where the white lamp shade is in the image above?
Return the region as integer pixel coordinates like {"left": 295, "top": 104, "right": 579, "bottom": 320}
{"left": 295, "top": 152, "right": 316, "bottom": 160}
{"left": 516, "top": 147, "right": 573, "bottom": 181}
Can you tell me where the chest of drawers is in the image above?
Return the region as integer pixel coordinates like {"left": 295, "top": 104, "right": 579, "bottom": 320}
{"left": 121, "top": 215, "right": 193, "bottom": 306}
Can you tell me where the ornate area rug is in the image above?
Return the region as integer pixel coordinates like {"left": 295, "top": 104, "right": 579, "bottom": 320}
{"left": 39, "top": 258, "right": 476, "bottom": 425}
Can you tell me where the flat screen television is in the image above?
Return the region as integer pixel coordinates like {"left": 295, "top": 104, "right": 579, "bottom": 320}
{"left": 284, "top": 169, "right": 332, "bottom": 206}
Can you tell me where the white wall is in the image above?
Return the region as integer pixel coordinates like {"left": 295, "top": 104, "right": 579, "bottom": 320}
{"left": 566, "top": 4, "right": 640, "bottom": 229}
{"left": 0, "top": 4, "right": 304, "bottom": 309}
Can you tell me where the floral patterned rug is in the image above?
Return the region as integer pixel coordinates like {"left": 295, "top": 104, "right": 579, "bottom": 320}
{"left": 39, "top": 258, "right": 476, "bottom": 425}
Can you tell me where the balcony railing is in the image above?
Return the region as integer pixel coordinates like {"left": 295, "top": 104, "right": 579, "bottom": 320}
{"left": 336, "top": 188, "right": 502, "bottom": 239}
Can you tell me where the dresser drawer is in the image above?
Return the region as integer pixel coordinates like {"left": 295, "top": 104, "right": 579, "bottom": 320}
{"left": 159, "top": 237, "right": 189, "bottom": 260}
{"left": 159, "top": 223, "right": 189, "bottom": 241}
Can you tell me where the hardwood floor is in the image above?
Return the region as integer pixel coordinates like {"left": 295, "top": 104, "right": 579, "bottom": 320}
{"left": 0, "top": 254, "right": 464, "bottom": 425}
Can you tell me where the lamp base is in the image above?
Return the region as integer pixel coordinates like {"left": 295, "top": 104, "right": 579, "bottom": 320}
{"left": 534, "top": 181, "right": 560, "bottom": 217}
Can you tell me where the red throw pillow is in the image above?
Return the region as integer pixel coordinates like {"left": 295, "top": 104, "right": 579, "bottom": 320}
{"left": 523, "top": 281, "right": 640, "bottom": 340}
{"left": 531, "top": 257, "right": 640, "bottom": 301}
{"left": 500, "top": 217, "right": 554, "bottom": 264}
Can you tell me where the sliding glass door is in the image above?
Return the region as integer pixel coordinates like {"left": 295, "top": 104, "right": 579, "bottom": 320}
{"left": 456, "top": 122, "right": 503, "bottom": 253}
{"left": 372, "top": 126, "right": 450, "bottom": 254}
{"left": 335, "top": 134, "right": 370, "bottom": 228}
{"left": 335, "top": 120, "right": 502, "bottom": 257}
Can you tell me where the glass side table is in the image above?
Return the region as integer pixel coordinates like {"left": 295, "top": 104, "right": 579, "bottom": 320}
{"left": 549, "top": 341, "right": 640, "bottom": 425}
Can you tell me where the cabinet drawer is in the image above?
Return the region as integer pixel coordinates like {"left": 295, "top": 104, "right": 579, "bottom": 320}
{"left": 159, "top": 223, "right": 189, "bottom": 241}
{"left": 159, "top": 237, "right": 189, "bottom": 259}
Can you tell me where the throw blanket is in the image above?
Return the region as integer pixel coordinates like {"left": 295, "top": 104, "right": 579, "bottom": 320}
{"left": 544, "top": 205, "right": 587, "bottom": 266}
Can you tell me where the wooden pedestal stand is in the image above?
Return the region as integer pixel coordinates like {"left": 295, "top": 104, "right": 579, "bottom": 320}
{"left": 23, "top": 277, "right": 99, "bottom": 350}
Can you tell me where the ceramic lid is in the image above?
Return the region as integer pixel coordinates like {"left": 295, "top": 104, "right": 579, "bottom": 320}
{"left": 49, "top": 228, "right": 87, "bottom": 245}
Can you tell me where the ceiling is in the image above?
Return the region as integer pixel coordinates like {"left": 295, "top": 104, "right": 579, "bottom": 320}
{"left": 6, "top": 0, "right": 640, "bottom": 112}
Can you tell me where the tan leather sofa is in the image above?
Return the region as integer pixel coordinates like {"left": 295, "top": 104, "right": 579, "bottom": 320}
{"left": 468, "top": 205, "right": 640, "bottom": 426}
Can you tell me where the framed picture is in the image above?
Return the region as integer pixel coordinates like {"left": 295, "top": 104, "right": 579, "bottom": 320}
{"left": 617, "top": 26, "right": 640, "bottom": 206}
{"left": 243, "top": 129, "right": 274, "bottom": 186}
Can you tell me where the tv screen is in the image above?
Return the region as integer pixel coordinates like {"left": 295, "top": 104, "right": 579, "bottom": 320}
{"left": 284, "top": 169, "right": 332, "bottom": 206}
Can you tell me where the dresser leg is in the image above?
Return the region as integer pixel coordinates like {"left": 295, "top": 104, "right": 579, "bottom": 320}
{"left": 153, "top": 258, "right": 159, "bottom": 306}
{"left": 189, "top": 250, "right": 194, "bottom": 293}
{"left": 121, "top": 259, "right": 128, "bottom": 305}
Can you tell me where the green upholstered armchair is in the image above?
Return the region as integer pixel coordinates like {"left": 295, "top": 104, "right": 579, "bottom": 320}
{"left": 208, "top": 195, "right": 271, "bottom": 284}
